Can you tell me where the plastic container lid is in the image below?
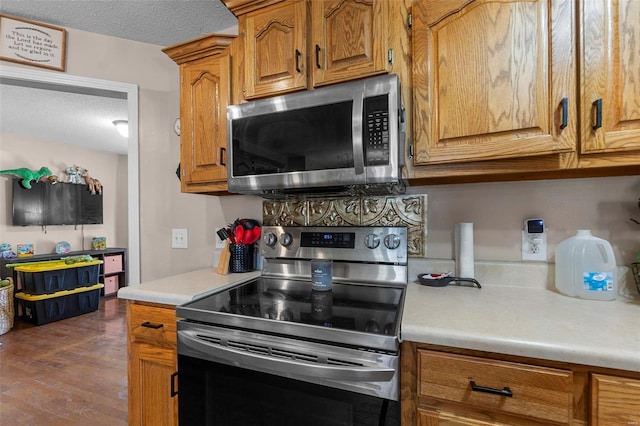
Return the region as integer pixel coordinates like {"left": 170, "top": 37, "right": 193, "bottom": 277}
{"left": 14, "top": 283, "right": 104, "bottom": 301}
{"left": 14, "top": 259, "right": 103, "bottom": 272}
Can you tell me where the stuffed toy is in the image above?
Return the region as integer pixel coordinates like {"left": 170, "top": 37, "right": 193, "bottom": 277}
{"left": 0, "top": 167, "right": 52, "bottom": 189}
{"left": 0, "top": 244, "right": 17, "bottom": 259}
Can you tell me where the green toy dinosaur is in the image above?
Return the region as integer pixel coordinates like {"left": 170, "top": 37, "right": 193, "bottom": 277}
{"left": 0, "top": 166, "right": 52, "bottom": 189}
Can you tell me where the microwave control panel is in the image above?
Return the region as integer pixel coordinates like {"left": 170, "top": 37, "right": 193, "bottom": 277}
{"left": 364, "top": 95, "right": 390, "bottom": 166}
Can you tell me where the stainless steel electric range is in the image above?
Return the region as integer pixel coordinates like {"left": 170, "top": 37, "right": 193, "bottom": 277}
{"left": 176, "top": 226, "right": 407, "bottom": 426}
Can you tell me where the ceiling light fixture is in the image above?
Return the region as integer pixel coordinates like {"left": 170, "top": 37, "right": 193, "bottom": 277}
{"left": 112, "top": 120, "right": 128, "bottom": 138}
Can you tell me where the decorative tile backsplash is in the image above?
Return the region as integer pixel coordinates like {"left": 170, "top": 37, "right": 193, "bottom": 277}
{"left": 263, "top": 195, "right": 428, "bottom": 257}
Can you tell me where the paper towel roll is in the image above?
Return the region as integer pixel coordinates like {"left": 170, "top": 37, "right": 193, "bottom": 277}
{"left": 455, "top": 222, "right": 475, "bottom": 278}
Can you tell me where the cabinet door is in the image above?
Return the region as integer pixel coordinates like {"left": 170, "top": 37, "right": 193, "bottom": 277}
{"left": 412, "top": 0, "right": 576, "bottom": 165}
{"left": 591, "top": 374, "right": 640, "bottom": 425}
{"left": 244, "top": 0, "right": 307, "bottom": 99}
{"left": 311, "top": 0, "right": 387, "bottom": 87}
{"left": 180, "top": 54, "right": 230, "bottom": 191}
{"left": 580, "top": 0, "right": 640, "bottom": 155}
{"left": 128, "top": 342, "right": 178, "bottom": 426}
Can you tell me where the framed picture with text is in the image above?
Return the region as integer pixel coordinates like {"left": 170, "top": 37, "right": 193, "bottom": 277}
{"left": 0, "top": 14, "right": 66, "bottom": 71}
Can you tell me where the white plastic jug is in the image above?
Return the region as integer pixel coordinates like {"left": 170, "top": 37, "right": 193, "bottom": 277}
{"left": 555, "top": 230, "right": 617, "bottom": 300}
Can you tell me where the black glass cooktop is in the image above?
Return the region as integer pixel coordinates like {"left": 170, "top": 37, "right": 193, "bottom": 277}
{"left": 179, "top": 277, "right": 405, "bottom": 337}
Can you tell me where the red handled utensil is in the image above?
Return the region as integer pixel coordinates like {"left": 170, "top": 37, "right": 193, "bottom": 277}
{"left": 241, "top": 228, "right": 254, "bottom": 244}
{"left": 234, "top": 224, "right": 245, "bottom": 245}
{"left": 247, "top": 226, "right": 261, "bottom": 244}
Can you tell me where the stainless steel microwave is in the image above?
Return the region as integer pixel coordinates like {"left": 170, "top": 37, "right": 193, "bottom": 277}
{"left": 226, "top": 74, "right": 405, "bottom": 196}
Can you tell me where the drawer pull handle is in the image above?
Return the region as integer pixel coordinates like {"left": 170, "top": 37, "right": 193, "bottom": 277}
{"left": 315, "top": 44, "right": 321, "bottom": 69}
{"left": 592, "top": 98, "right": 603, "bottom": 130}
{"left": 560, "top": 97, "right": 568, "bottom": 129}
{"left": 171, "top": 371, "right": 178, "bottom": 397}
{"left": 220, "top": 147, "right": 226, "bottom": 166}
{"left": 470, "top": 380, "right": 513, "bottom": 397}
{"left": 141, "top": 321, "right": 163, "bottom": 329}
{"left": 295, "top": 49, "right": 302, "bottom": 73}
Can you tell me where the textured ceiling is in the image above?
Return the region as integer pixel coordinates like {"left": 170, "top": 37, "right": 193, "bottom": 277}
{"left": 0, "top": 0, "right": 238, "bottom": 46}
{"left": 0, "top": 82, "right": 129, "bottom": 155}
{"left": 0, "top": 1, "right": 238, "bottom": 156}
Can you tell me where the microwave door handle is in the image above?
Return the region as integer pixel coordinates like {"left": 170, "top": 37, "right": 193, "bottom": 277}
{"left": 352, "top": 92, "right": 365, "bottom": 175}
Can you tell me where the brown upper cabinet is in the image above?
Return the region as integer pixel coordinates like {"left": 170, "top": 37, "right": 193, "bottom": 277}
{"left": 579, "top": 0, "right": 640, "bottom": 159}
{"left": 243, "top": 1, "right": 308, "bottom": 98}
{"left": 230, "top": 0, "right": 390, "bottom": 100}
{"left": 311, "top": 0, "right": 388, "bottom": 87}
{"left": 163, "top": 34, "right": 235, "bottom": 193}
{"left": 412, "top": 0, "right": 640, "bottom": 170}
{"left": 412, "top": 0, "right": 576, "bottom": 166}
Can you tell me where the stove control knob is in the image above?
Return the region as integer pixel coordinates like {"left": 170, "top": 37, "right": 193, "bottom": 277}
{"left": 279, "top": 232, "right": 293, "bottom": 248}
{"left": 364, "top": 233, "right": 380, "bottom": 249}
{"left": 384, "top": 234, "right": 402, "bottom": 250}
{"left": 263, "top": 232, "right": 277, "bottom": 247}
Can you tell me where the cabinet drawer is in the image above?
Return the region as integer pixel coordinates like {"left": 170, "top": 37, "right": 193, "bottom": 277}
{"left": 418, "top": 350, "right": 573, "bottom": 424}
{"left": 104, "top": 275, "right": 119, "bottom": 295}
{"left": 128, "top": 302, "right": 177, "bottom": 345}
{"left": 103, "top": 254, "right": 123, "bottom": 274}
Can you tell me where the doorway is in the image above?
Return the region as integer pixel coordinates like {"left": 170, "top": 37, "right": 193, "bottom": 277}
{"left": 0, "top": 64, "right": 140, "bottom": 284}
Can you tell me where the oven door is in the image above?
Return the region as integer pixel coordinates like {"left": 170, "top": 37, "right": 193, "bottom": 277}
{"left": 177, "top": 321, "right": 400, "bottom": 426}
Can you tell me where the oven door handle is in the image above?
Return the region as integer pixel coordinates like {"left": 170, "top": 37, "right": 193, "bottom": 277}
{"left": 179, "top": 330, "right": 395, "bottom": 382}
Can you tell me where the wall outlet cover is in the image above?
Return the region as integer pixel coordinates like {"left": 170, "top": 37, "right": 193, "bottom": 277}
{"left": 521, "top": 230, "right": 546, "bottom": 261}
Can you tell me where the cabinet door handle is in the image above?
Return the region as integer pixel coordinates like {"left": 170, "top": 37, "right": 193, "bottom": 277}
{"left": 592, "top": 98, "right": 603, "bottom": 130}
{"left": 315, "top": 44, "right": 321, "bottom": 69}
{"left": 560, "top": 97, "right": 568, "bottom": 129}
{"left": 171, "top": 372, "right": 178, "bottom": 397}
{"left": 220, "top": 147, "right": 226, "bottom": 166}
{"left": 470, "top": 380, "right": 513, "bottom": 397}
{"left": 141, "top": 321, "right": 163, "bottom": 329}
{"left": 295, "top": 49, "right": 301, "bottom": 73}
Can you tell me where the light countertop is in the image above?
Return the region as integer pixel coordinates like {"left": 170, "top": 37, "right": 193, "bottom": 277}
{"left": 117, "top": 268, "right": 260, "bottom": 306}
{"left": 404, "top": 259, "right": 640, "bottom": 372}
{"left": 402, "top": 282, "right": 640, "bottom": 372}
{"left": 117, "top": 260, "right": 640, "bottom": 372}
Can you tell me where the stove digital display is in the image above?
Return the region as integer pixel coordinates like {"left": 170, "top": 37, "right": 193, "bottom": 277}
{"left": 300, "top": 232, "right": 356, "bottom": 248}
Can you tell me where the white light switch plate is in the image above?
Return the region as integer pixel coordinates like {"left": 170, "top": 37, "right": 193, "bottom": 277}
{"left": 215, "top": 236, "right": 226, "bottom": 249}
{"left": 522, "top": 230, "right": 546, "bottom": 261}
{"left": 172, "top": 228, "right": 188, "bottom": 249}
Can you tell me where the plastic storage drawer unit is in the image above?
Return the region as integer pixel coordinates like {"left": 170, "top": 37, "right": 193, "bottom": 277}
{"left": 15, "top": 283, "right": 104, "bottom": 325}
{"left": 103, "top": 255, "right": 123, "bottom": 274}
{"left": 16, "top": 260, "right": 103, "bottom": 294}
{"left": 104, "top": 275, "right": 119, "bottom": 295}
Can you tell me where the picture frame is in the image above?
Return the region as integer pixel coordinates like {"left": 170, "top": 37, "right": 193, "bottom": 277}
{"left": 0, "top": 14, "right": 66, "bottom": 71}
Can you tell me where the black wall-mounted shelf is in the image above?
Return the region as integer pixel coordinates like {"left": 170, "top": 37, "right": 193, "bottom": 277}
{"left": 11, "top": 179, "right": 103, "bottom": 226}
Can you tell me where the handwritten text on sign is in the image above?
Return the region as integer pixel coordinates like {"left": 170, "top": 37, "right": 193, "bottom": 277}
{"left": 0, "top": 15, "right": 66, "bottom": 71}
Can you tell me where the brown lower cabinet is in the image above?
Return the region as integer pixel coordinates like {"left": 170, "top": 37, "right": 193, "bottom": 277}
{"left": 591, "top": 374, "right": 640, "bottom": 425}
{"left": 402, "top": 342, "right": 640, "bottom": 426}
{"left": 127, "top": 301, "right": 178, "bottom": 426}
{"left": 124, "top": 307, "right": 640, "bottom": 426}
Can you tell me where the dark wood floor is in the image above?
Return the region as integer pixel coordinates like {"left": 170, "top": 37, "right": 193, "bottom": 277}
{"left": 0, "top": 297, "right": 128, "bottom": 425}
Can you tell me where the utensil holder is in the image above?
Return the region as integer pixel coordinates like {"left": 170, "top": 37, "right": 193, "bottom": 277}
{"left": 229, "top": 244, "right": 254, "bottom": 273}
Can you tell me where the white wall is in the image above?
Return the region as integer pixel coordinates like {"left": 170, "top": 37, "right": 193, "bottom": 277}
{"left": 0, "top": 28, "right": 237, "bottom": 282}
{"left": 0, "top": 134, "right": 125, "bottom": 253}
{"left": 408, "top": 175, "right": 640, "bottom": 266}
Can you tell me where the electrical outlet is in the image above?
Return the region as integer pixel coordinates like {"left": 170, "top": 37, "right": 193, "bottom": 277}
{"left": 522, "top": 230, "right": 547, "bottom": 261}
{"left": 172, "top": 228, "right": 188, "bottom": 249}
{"left": 522, "top": 218, "right": 546, "bottom": 261}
